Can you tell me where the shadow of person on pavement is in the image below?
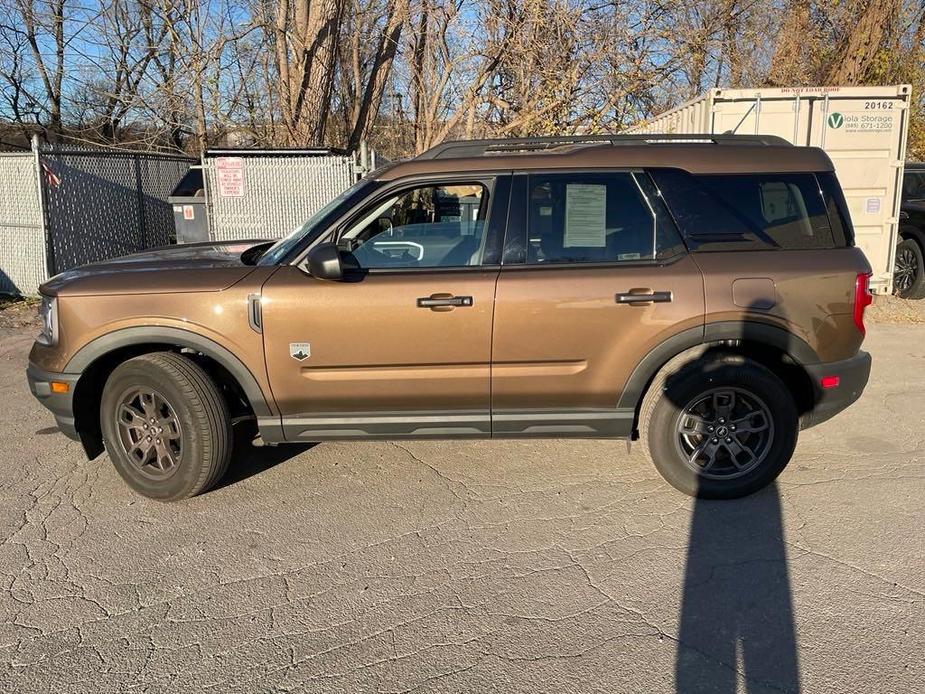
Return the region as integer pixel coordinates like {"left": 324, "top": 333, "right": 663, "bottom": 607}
{"left": 675, "top": 481, "right": 800, "bottom": 693}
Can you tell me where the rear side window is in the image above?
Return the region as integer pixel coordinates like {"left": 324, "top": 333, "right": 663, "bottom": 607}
{"left": 816, "top": 171, "right": 853, "bottom": 247}
{"left": 903, "top": 170, "right": 925, "bottom": 201}
{"left": 650, "top": 169, "right": 847, "bottom": 251}
{"left": 524, "top": 172, "right": 682, "bottom": 264}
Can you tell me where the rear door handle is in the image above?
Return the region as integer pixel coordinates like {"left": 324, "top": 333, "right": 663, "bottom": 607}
{"left": 417, "top": 294, "right": 474, "bottom": 309}
{"left": 615, "top": 290, "right": 672, "bottom": 305}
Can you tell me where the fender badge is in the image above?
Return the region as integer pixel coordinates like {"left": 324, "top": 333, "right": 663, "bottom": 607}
{"left": 290, "top": 343, "right": 311, "bottom": 361}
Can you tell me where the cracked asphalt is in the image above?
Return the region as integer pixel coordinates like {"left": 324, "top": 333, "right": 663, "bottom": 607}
{"left": 0, "top": 319, "right": 922, "bottom": 693}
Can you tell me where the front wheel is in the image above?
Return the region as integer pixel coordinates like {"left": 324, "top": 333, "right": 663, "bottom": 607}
{"left": 894, "top": 237, "right": 925, "bottom": 300}
{"left": 100, "top": 352, "right": 232, "bottom": 501}
{"left": 641, "top": 356, "right": 798, "bottom": 499}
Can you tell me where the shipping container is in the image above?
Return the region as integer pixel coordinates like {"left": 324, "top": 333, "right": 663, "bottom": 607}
{"left": 629, "top": 85, "right": 912, "bottom": 294}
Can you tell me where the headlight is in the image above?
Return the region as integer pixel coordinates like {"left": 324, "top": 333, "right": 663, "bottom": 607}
{"left": 36, "top": 296, "right": 58, "bottom": 346}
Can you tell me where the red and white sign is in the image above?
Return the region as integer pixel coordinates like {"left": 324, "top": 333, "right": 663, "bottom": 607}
{"left": 183, "top": 205, "right": 195, "bottom": 220}
{"left": 215, "top": 157, "right": 245, "bottom": 197}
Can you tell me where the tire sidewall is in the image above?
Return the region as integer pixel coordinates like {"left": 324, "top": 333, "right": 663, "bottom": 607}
{"left": 647, "top": 359, "right": 798, "bottom": 499}
{"left": 101, "top": 358, "right": 211, "bottom": 501}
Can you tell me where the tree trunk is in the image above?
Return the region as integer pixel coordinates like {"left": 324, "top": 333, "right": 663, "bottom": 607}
{"left": 826, "top": 0, "right": 901, "bottom": 85}
{"left": 277, "top": 0, "right": 345, "bottom": 145}
{"left": 767, "top": 0, "right": 812, "bottom": 86}
{"left": 347, "top": 0, "right": 408, "bottom": 151}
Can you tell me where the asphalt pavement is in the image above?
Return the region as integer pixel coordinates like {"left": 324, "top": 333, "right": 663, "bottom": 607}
{"left": 0, "top": 318, "right": 921, "bottom": 693}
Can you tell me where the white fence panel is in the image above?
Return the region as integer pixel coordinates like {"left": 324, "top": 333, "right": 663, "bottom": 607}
{"left": 0, "top": 153, "right": 45, "bottom": 295}
{"left": 203, "top": 151, "right": 356, "bottom": 242}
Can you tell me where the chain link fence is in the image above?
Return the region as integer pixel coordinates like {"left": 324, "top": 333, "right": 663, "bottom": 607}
{"left": 1, "top": 143, "right": 360, "bottom": 296}
{"left": 0, "top": 142, "right": 193, "bottom": 295}
{"left": 41, "top": 148, "right": 194, "bottom": 274}
{"left": 202, "top": 150, "right": 356, "bottom": 242}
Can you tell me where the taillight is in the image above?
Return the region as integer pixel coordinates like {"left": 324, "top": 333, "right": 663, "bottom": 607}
{"left": 853, "top": 273, "right": 873, "bottom": 336}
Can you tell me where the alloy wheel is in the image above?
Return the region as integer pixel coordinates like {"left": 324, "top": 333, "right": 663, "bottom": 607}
{"left": 894, "top": 245, "right": 918, "bottom": 293}
{"left": 115, "top": 387, "right": 183, "bottom": 479}
{"left": 674, "top": 387, "right": 775, "bottom": 480}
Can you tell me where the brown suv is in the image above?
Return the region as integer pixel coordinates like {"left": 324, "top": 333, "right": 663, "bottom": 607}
{"left": 27, "top": 134, "right": 873, "bottom": 501}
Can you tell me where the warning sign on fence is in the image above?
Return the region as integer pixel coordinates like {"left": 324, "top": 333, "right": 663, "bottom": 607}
{"left": 215, "top": 157, "right": 245, "bottom": 197}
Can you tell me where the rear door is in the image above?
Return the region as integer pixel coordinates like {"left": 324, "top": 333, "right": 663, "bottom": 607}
{"left": 649, "top": 168, "right": 870, "bottom": 363}
{"left": 260, "top": 174, "right": 510, "bottom": 441}
{"left": 490, "top": 170, "right": 705, "bottom": 437}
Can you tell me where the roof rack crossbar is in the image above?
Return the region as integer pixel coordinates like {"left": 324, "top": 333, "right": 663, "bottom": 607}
{"left": 416, "top": 133, "right": 791, "bottom": 159}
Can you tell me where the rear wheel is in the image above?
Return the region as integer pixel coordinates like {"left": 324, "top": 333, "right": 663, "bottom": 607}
{"left": 640, "top": 356, "right": 798, "bottom": 499}
{"left": 100, "top": 352, "right": 232, "bottom": 501}
{"left": 894, "top": 238, "right": 925, "bottom": 300}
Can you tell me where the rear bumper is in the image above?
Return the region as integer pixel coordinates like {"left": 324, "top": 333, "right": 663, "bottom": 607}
{"left": 801, "top": 350, "right": 871, "bottom": 429}
{"left": 27, "top": 362, "right": 81, "bottom": 441}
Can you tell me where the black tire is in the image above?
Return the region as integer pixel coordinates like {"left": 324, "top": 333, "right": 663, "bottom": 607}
{"left": 894, "top": 237, "right": 925, "bottom": 300}
{"left": 640, "top": 355, "right": 798, "bottom": 499}
{"left": 100, "top": 352, "right": 232, "bottom": 501}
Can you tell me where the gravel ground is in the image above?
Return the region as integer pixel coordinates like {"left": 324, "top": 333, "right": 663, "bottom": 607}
{"left": 0, "top": 299, "right": 922, "bottom": 693}
{"left": 867, "top": 293, "right": 925, "bottom": 324}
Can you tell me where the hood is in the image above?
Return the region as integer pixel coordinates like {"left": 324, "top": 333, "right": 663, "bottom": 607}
{"left": 41, "top": 240, "right": 271, "bottom": 297}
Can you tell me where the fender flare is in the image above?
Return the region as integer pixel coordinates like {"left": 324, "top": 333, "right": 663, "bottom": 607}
{"left": 65, "top": 326, "right": 274, "bottom": 417}
{"left": 616, "top": 321, "right": 820, "bottom": 411}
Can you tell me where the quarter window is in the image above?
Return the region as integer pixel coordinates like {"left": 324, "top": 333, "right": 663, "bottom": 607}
{"left": 525, "top": 172, "right": 663, "bottom": 264}
{"left": 650, "top": 170, "right": 840, "bottom": 250}
{"left": 341, "top": 182, "right": 489, "bottom": 268}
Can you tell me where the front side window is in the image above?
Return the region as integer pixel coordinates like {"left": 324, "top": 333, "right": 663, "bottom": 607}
{"left": 525, "top": 172, "right": 663, "bottom": 264}
{"left": 341, "top": 182, "right": 489, "bottom": 268}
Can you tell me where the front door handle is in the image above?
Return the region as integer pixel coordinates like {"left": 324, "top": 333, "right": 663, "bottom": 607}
{"left": 615, "top": 290, "right": 672, "bottom": 305}
{"left": 417, "top": 294, "right": 474, "bottom": 310}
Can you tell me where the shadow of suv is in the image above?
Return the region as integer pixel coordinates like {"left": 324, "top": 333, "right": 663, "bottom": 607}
{"left": 27, "top": 134, "right": 872, "bottom": 501}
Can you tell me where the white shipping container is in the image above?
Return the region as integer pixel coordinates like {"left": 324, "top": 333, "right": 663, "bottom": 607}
{"left": 629, "top": 85, "right": 912, "bottom": 294}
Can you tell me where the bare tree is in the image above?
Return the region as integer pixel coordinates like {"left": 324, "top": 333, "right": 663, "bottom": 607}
{"left": 270, "top": 0, "right": 345, "bottom": 144}
{"left": 826, "top": 0, "right": 902, "bottom": 85}
{"left": 0, "top": 0, "right": 923, "bottom": 156}
{"left": 13, "top": 0, "right": 69, "bottom": 136}
{"left": 342, "top": 0, "right": 408, "bottom": 150}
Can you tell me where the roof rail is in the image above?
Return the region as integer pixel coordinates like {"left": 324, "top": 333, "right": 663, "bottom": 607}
{"left": 416, "top": 133, "right": 792, "bottom": 160}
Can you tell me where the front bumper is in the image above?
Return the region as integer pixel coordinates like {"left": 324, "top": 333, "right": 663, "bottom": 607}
{"left": 801, "top": 350, "right": 872, "bottom": 429}
{"left": 27, "top": 362, "right": 81, "bottom": 440}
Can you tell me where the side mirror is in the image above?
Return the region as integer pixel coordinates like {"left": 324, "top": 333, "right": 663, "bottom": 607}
{"left": 305, "top": 242, "right": 344, "bottom": 281}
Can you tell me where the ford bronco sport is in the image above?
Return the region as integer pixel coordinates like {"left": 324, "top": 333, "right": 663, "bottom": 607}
{"left": 27, "top": 134, "right": 872, "bottom": 501}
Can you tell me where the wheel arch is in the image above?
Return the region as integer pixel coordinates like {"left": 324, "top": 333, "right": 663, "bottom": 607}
{"left": 619, "top": 321, "right": 820, "bottom": 435}
{"left": 67, "top": 327, "right": 273, "bottom": 458}
{"left": 899, "top": 223, "right": 925, "bottom": 249}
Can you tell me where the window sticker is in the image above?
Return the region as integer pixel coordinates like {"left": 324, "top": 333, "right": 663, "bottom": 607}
{"left": 564, "top": 184, "right": 606, "bottom": 247}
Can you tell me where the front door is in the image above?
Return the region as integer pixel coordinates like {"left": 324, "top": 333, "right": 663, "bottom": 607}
{"left": 261, "top": 175, "right": 509, "bottom": 440}
{"left": 491, "top": 171, "right": 705, "bottom": 437}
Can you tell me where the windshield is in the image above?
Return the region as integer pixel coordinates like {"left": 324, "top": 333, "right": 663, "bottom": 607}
{"left": 257, "top": 177, "right": 378, "bottom": 266}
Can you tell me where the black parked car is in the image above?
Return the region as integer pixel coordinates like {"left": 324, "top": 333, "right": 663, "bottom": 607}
{"left": 898, "top": 163, "right": 925, "bottom": 299}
